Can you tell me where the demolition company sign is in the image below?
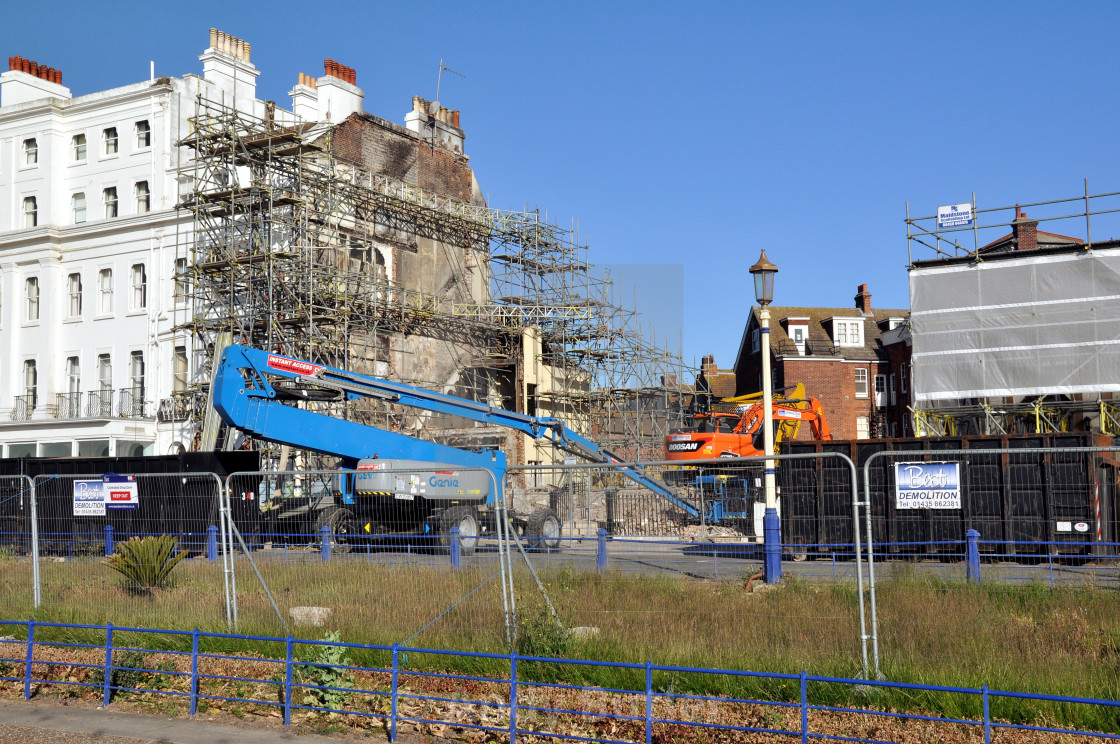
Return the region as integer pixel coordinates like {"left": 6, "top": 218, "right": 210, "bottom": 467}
{"left": 894, "top": 462, "right": 961, "bottom": 509}
{"left": 73, "top": 474, "right": 139, "bottom": 516}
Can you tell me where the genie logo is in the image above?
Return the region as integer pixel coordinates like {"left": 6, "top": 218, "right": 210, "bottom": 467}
{"left": 429, "top": 476, "right": 460, "bottom": 488}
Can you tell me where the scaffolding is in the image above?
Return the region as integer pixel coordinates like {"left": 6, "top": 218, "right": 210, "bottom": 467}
{"left": 175, "top": 97, "right": 690, "bottom": 461}
{"left": 905, "top": 185, "right": 1120, "bottom": 438}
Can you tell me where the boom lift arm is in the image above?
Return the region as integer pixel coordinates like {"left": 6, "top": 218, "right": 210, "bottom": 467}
{"left": 211, "top": 345, "right": 692, "bottom": 512}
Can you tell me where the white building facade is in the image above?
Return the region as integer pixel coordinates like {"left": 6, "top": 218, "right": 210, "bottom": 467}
{"left": 0, "top": 30, "right": 366, "bottom": 458}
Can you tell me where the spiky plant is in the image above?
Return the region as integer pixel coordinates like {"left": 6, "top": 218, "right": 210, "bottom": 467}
{"left": 102, "top": 535, "right": 187, "bottom": 594}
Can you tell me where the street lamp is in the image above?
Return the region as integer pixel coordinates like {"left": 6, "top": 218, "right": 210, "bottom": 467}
{"left": 749, "top": 250, "right": 781, "bottom": 584}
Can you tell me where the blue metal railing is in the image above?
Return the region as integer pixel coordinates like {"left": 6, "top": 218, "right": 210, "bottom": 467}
{"left": 0, "top": 619, "right": 1117, "bottom": 743}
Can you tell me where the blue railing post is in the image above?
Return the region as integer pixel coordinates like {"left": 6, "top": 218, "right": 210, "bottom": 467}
{"left": 800, "top": 670, "right": 809, "bottom": 744}
{"left": 189, "top": 629, "right": 200, "bottom": 716}
{"left": 207, "top": 525, "right": 218, "bottom": 561}
{"left": 764, "top": 508, "right": 782, "bottom": 583}
{"left": 982, "top": 684, "right": 991, "bottom": 744}
{"left": 102, "top": 623, "right": 114, "bottom": 707}
{"left": 23, "top": 619, "right": 34, "bottom": 700}
{"left": 509, "top": 652, "right": 518, "bottom": 744}
{"left": 966, "top": 529, "right": 981, "bottom": 583}
{"left": 284, "top": 636, "right": 294, "bottom": 726}
{"left": 321, "top": 525, "right": 331, "bottom": 561}
{"left": 450, "top": 526, "right": 461, "bottom": 569}
{"left": 645, "top": 660, "right": 653, "bottom": 744}
{"left": 597, "top": 528, "right": 608, "bottom": 572}
{"left": 104, "top": 524, "right": 114, "bottom": 557}
{"left": 390, "top": 644, "right": 400, "bottom": 743}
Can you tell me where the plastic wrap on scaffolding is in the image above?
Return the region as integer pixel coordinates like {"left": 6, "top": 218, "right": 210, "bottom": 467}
{"left": 910, "top": 247, "right": 1120, "bottom": 401}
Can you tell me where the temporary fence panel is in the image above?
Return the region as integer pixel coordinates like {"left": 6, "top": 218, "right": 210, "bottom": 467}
{"left": 28, "top": 472, "right": 230, "bottom": 630}
{"left": 0, "top": 476, "right": 36, "bottom": 611}
{"left": 223, "top": 467, "right": 518, "bottom": 649}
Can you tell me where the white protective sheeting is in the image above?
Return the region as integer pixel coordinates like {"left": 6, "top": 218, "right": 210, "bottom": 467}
{"left": 910, "top": 247, "right": 1120, "bottom": 401}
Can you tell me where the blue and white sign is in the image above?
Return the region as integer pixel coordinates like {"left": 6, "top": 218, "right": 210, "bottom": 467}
{"left": 894, "top": 462, "right": 961, "bottom": 509}
{"left": 72, "top": 474, "right": 139, "bottom": 516}
{"left": 937, "top": 203, "right": 973, "bottom": 229}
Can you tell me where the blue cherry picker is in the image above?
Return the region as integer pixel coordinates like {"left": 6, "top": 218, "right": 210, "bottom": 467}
{"left": 211, "top": 345, "right": 697, "bottom": 552}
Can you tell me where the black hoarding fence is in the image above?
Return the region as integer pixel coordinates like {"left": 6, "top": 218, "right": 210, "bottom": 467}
{"left": 29, "top": 472, "right": 232, "bottom": 629}
{"left": 781, "top": 433, "right": 1119, "bottom": 560}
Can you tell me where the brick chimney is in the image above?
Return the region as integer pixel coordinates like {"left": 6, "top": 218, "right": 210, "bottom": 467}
{"left": 855, "top": 284, "right": 872, "bottom": 314}
{"left": 701, "top": 354, "right": 718, "bottom": 376}
{"left": 1011, "top": 205, "right": 1038, "bottom": 251}
{"left": 1, "top": 55, "right": 71, "bottom": 106}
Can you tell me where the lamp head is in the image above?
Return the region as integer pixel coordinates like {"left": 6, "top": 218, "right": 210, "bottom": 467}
{"left": 749, "top": 249, "right": 778, "bottom": 306}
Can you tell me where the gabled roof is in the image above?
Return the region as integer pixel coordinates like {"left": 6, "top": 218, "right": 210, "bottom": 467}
{"left": 735, "top": 305, "right": 909, "bottom": 367}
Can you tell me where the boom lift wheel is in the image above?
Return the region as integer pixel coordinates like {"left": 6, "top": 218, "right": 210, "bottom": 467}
{"left": 314, "top": 506, "right": 357, "bottom": 554}
{"left": 526, "top": 507, "right": 562, "bottom": 551}
{"left": 440, "top": 505, "right": 480, "bottom": 556}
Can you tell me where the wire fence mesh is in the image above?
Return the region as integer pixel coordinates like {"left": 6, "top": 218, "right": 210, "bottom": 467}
{"left": 25, "top": 472, "right": 230, "bottom": 629}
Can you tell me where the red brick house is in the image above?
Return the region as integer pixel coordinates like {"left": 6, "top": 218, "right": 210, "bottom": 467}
{"left": 732, "top": 284, "right": 910, "bottom": 440}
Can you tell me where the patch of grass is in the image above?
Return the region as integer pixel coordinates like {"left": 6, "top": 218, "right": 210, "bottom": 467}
{"left": 2, "top": 558, "right": 1119, "bottom": 731}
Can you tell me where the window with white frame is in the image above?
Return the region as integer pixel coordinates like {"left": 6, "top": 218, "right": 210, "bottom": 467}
{"left": 67, "top": 273, "right": 82, "bottom": 318}
{"left": 751, "top": 328, "right": 760, "bottom": 353}
{"left": 889, "top": 374, "right": 897, "bottom": 405}
{"left": 135, "top": 120, "right": 151, "bottom": 148}
{"left": 103, "top": 187, "right": 118, "bottom": 218}
{"left": 130, "top": 264, "right": 147, "bottom": 310}
{"left": 72, "top": 133, "right": 87, "bottom": 162}
{"left": 900, "top": 363, "right": 908, "bottom": 393}
{"left": 856, "top": 415, "right": 870, "bottom": 440}
{"left": 72, "top": 192, "right": 86, "bottom": 223}
{"left": 103, "top": 127, "right": 118, "bottom": 155}
{"left": 173, "top": 346, "right": 188, "bottom": 392}
{"left": 832, "top": 318, "right": 864, "bottom": 347}
{"left": 135, "top": 181, "right": 150, "bottom": 213}
{"left": 22, "top": 196, "right": 37, "bottom": 228}
{"left": 174, "top": 258, "right": 189, "bottom": 304}
{"left": 22, "top": 138, "right": 37, "bottom": 165}
{"left": 129, "top": 351, "right": 145, "bottom": 394}
{"left": 23, "top": 360, "right": 37, "bottom": 408}
{"left": 98, "top": 269, "right": 113, "bottom": 314}
{"left": 875, "top": 374, "right": 887, "bottom": 404}
{"left": 25, "top": 277, "right": 39, "bottom": 321}
{"left": 66, "top": 356, "right": 81, "bottom": 394}
{"left": 97, "top": 354, "right": 112, "bottom": 392}
{"left": 854, "top": 368, "right": 869, "bottom": 398}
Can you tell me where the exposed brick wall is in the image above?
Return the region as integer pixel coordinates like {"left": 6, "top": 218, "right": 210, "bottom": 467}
{"left": 781, "top": 359, "right": 879, "bottom": 440}
{"left": 418, "top": 145, "right": 473, "bottom": 202}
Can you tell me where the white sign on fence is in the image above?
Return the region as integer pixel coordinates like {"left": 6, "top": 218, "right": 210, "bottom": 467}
{"left": 937, "top": 203, "right": 973, "bottom": 229}
{"left": 895, "top": 461, "right": 961, "bottom": 509}
{"left": 73, "top": 475, "right": 139, "bottom": 516}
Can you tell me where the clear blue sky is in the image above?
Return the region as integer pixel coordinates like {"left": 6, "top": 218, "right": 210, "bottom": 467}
{"left": 6, "top": 1, "right": 1120, "bottom": 371}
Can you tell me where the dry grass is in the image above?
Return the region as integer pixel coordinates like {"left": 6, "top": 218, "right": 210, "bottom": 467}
{"left": 1, "top": 556, "right": 1118, "bottom": 730}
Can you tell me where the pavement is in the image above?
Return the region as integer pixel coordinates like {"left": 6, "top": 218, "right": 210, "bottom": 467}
{"left": 0, "top": 699, "right": 370, "bottom": 744}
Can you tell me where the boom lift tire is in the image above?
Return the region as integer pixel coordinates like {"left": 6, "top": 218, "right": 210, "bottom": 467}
{"left": 440, "top": 505, "right": 480, "bottom": 556}
{"left": 526, "top": 507, "right": 562, "bottom": 551}
{"left": 315, "top": 506, "right": 357, "bottom": 554}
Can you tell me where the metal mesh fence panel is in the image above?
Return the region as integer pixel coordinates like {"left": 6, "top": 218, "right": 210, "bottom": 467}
{"left": 224, "top": 467, "right": 521, "bottom": 647}
{"left": 28, "top": 473, "right": 229, "bottom": 629}
{"left": 0, "top": 476, "right": 36, "bottom": 611}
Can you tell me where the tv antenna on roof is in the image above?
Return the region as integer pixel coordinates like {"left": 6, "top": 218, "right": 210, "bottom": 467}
{"left": 434, "top": 58, "right": 465, "bottom": 109}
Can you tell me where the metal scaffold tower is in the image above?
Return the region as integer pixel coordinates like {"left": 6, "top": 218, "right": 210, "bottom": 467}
{"left": 175, "top": 98, "right": 690, "bottom": 459}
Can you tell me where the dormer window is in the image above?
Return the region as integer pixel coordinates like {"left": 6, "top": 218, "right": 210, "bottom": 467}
{"left": 783, "top": 316, "right": 810, "bottom": 355}
{"left": 831, "top": 318, "right": 864, "bottom": 347}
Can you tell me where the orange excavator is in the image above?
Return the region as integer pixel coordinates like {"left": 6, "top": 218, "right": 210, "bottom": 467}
{"left": 664, "top": 383, "right": 832, "bottom": 463}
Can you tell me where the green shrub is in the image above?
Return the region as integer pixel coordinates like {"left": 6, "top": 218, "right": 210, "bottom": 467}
{"left": 295, "top": 631, "right": 354, "bottom": 713}
{"left": 102, "top": 535, "right": 187, "bottom": 594}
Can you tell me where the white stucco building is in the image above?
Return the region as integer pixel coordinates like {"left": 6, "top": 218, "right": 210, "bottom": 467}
{"left": 0, "top": 30, "right": 368, "bottom": 458}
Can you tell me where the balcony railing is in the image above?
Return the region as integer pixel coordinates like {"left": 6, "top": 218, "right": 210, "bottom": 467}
{"left": 54, "top": 392, "right": 82, "bottom": 419}
{"left": 9, "top": 395, "right": 35, "bottom": 422}
{"left": 86, "top": 390, "right": 114, "bottom": 418}
{"left": 118, "top": 387, "right": 146, "bottom": 418}
{"left": 777, "top": 339, "right": 841, "bottom": 357}
{"left": 157, "top": 392, "right": 196, "bottom": 422}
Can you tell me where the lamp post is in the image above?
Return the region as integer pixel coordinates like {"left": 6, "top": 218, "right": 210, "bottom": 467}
{"left": 749, "top": 250, "right": 780, "bottom": 584}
